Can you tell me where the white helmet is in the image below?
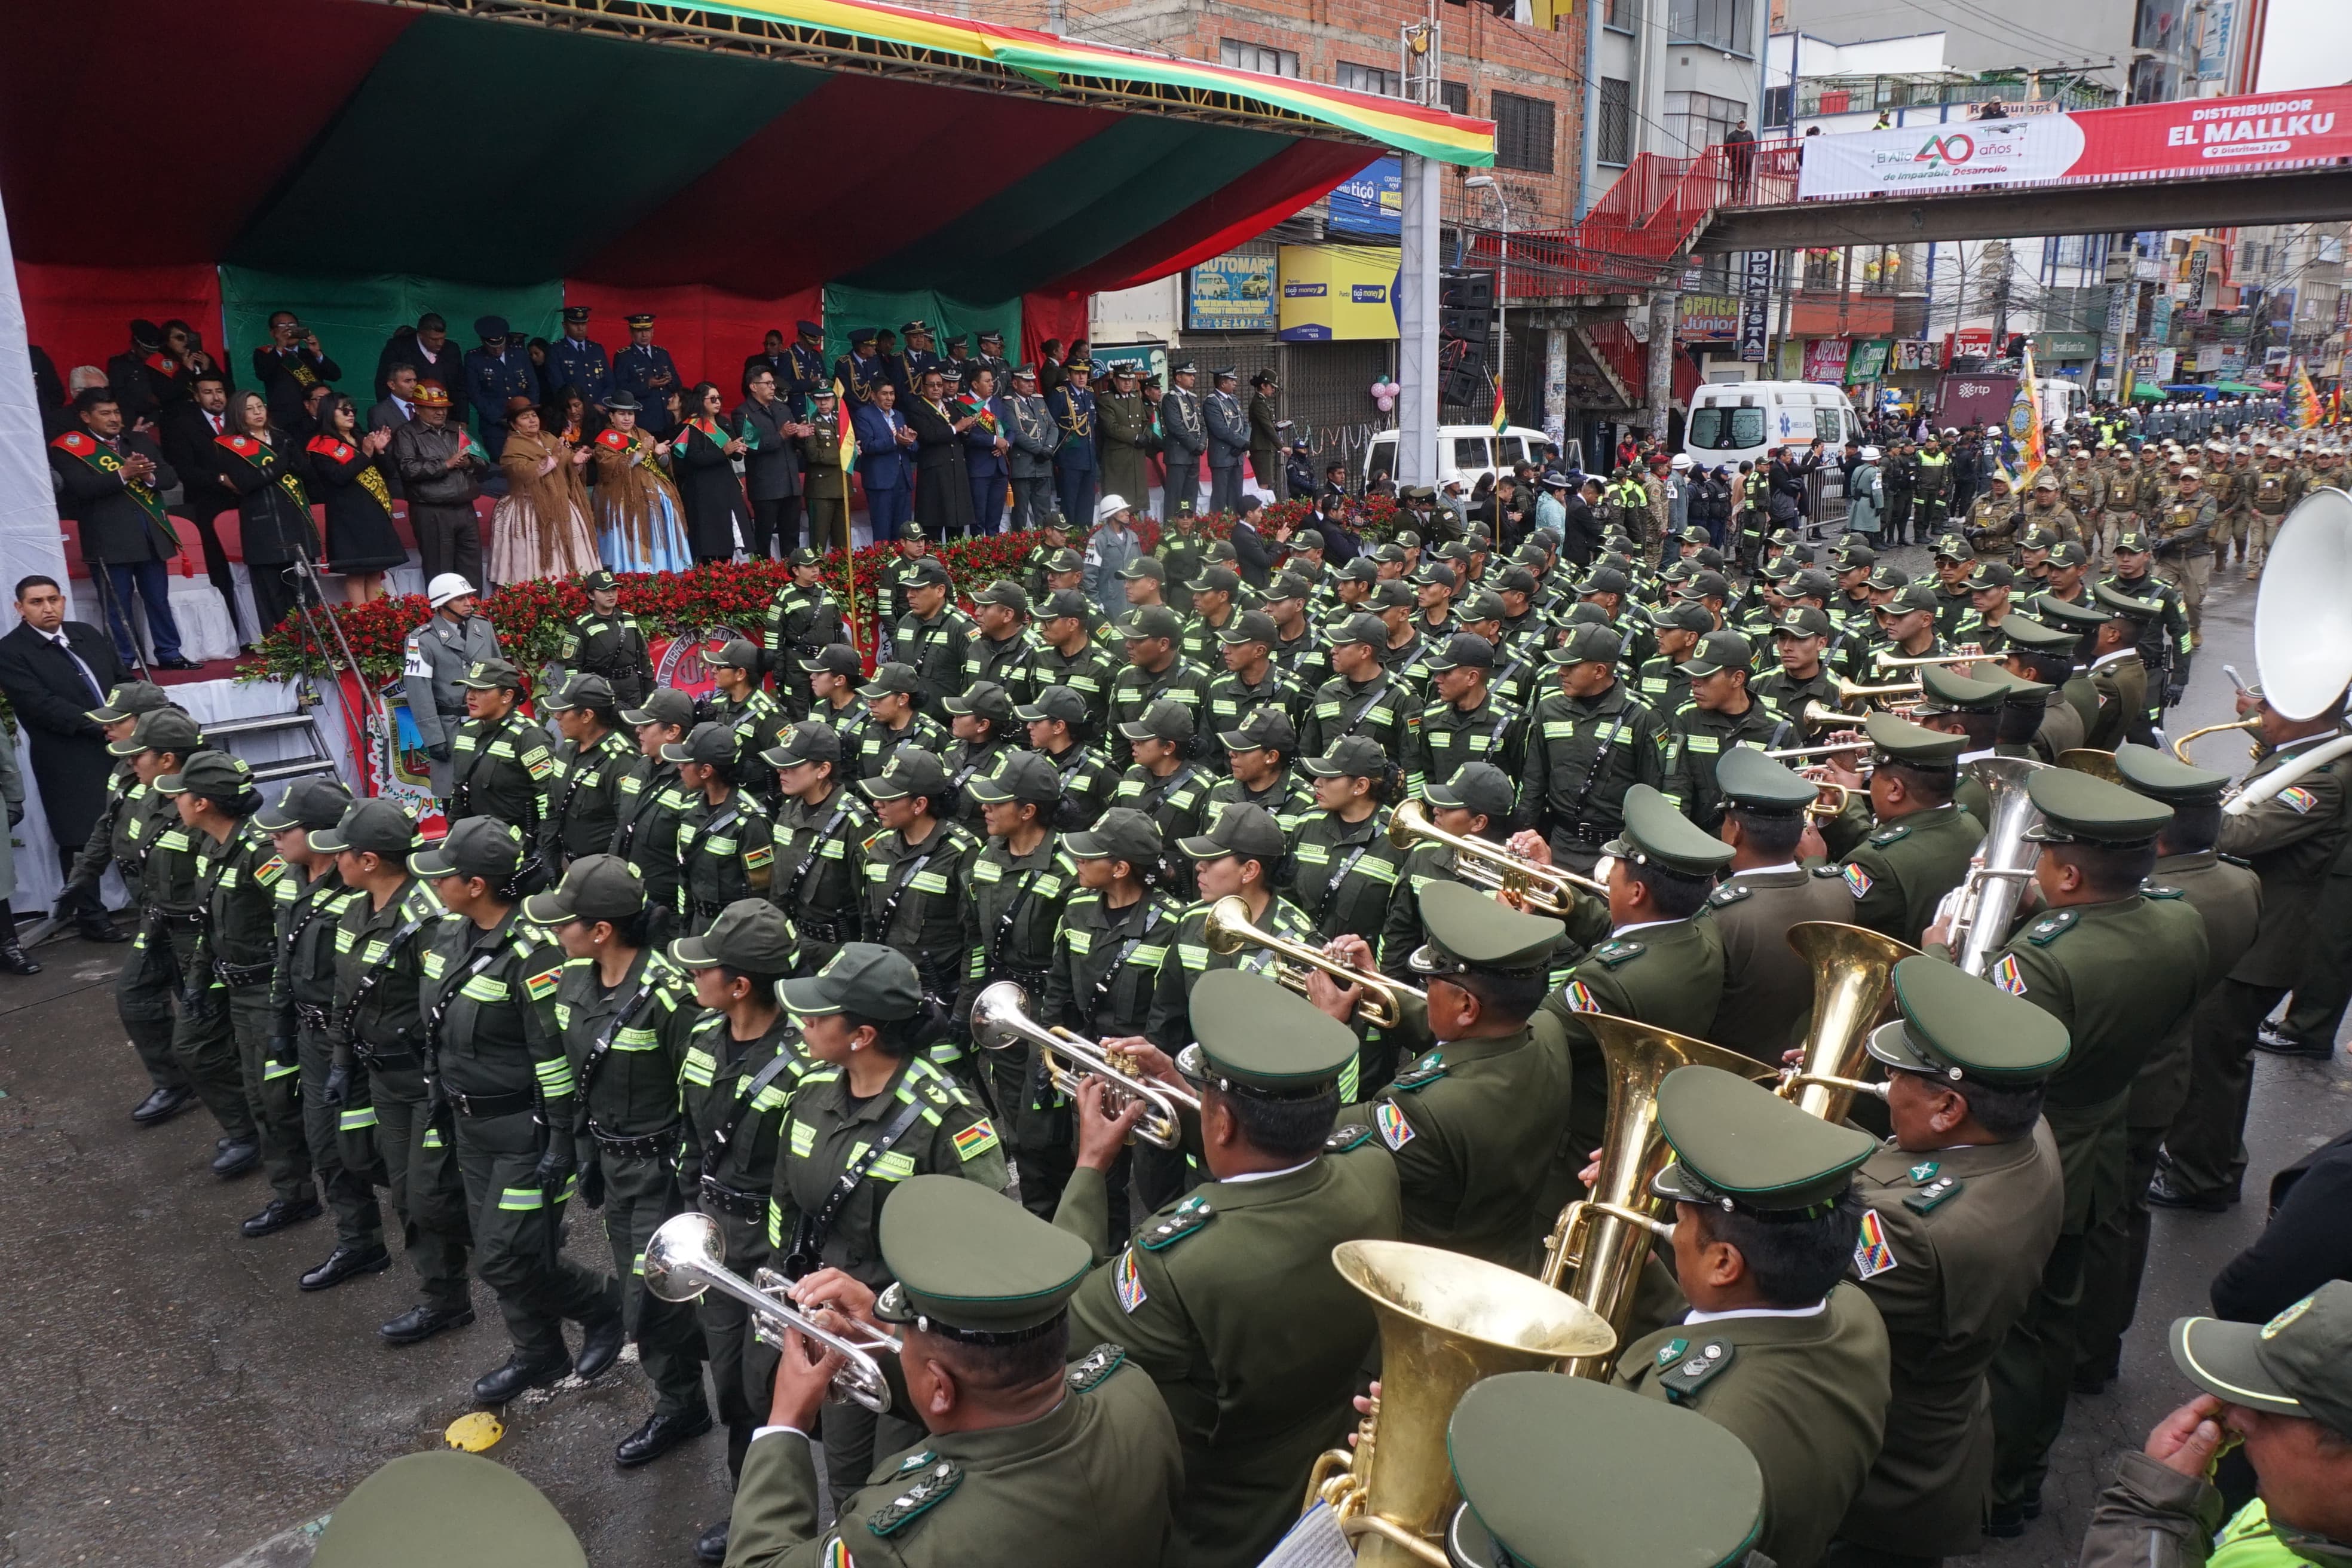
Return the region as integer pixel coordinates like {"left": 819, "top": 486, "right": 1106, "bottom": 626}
{"left": 1095, "top": 494, "right": 1130, "bottom": 523}
{"left": 427, "top": 573, "right": 478, "bottom": 608}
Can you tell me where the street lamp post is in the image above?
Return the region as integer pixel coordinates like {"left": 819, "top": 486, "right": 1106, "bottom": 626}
{"left": 1465, "top": 174, "right": 1512, "bottom": 433}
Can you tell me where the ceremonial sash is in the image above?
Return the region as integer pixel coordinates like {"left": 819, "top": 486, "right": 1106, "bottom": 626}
{"left": 142, "top": 352, "right": 181, "bottom": 381}
{"left": 595, "top": 427, "right": 635, "bottom": 456}
{"left": 52, "top": 431, "right": 170, "bottom": 529}
{"left": 274, "top": 349, "right": 320, "bottom": 388}
{"left": 215, "top": 432, "right": 310, "bottom": 511}
{"left": 684, "top": 418, "right": 722, "bottom": 446}
{"left": 306, "top": 434, "right": 393, "bottom": 514}
{"left": 953, "top": 394, "right": 998, "bottom": 436}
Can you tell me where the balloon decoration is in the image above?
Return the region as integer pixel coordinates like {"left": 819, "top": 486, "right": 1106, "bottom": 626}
{"left": 1369, "top": 375, "right": 1399, "bottom": 413}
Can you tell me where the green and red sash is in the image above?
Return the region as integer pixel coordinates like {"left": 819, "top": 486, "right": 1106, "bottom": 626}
{"left": 682, "top": 416, "right": 722, "bottom": 445}
{"left": 596, "top": 427, "right": 636, "bottom": 455}
{"left": 142, "top": 352, "right": 181, "bottom": 382}
{"left": 51, "top": 430, "right": 170, "bottom": 529}
{"left": 216, "top": 431, "right": 311, "bottom": 511}
{"left": 307, "top": 434, "right": 393, "bottom": 514}
{"left": 273, "top": 348, "right": 320, "bottom": 389}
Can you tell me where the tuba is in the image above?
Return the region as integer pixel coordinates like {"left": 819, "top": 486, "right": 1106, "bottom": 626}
{"left": 2222, "top": 486, "right": 2352, "bottom": 814}
{"left": 2170, "top": 716, "right": 2262, "bottom": 764}
{"left": 2057, "top": 748, "right": 2124, "bottom": 783}
{"left": 1303, "top": 1240, "right": 1615, "bottom": 1567}
{"left": 1537, "top": 1016, "right": 1775, "bottom": 1380}
{"left": 1777, "top": 921, "right": 1918, "bottom": 1123}
{"left": 1949, "top": 756, "right": 2048, "bottom": 977}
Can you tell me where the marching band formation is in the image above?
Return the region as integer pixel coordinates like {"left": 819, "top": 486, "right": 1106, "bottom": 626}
{"left": 79, "top": 433, "right": 2352, "bottom": 1568}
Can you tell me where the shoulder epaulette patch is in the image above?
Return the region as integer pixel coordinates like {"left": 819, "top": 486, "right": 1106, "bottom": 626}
{"left": 1904, "top": 1175, "right": 1966, "bottom": 1214}
{"left": 1811, "top": 865, "right": 1847, "bottom": 880}
{"left": 1389, "top": 1054, "right": 1447, "bottom": 1091}
{"left": 2143, "top": 884, "right": 2185, "bottom": 900}
{"left": 2025, "top": 908, "right": 2080, "bottom": 945}
{"left": 1657, "top": 1339, "right": 1735, "bottom": 1402}
{"left": 1591, "top": 939, "right": 1645, "bottom": 967}
{"left": 1869, "top": 825, "right": 1911, "bottom": 846}
{"left": 1067, "top": 1342, "right": 1127, "bottom": 1390}
{"left": 1327, "top": 1123, "right": 1376, "bottom": 1152}
{"left": 891, "top": 1449, "right": 938, "bottom": 1477}
{"left": 2219, "top": 852, "right": 2253, "bottom": 868}
{"left": 865, "top": 1456, "right": 961, "bottom": 1537}
{"left": 1707, "top": 883, "right": 1751, "bottom": 908}
{"left": 1137, "top": 1193, "right": 1214, "bottom": 1251}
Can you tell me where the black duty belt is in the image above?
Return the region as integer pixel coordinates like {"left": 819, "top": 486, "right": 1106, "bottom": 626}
{"left": 699, "top": 1174, "right": 767, "bottom": 1220}
{"left": 355, "top": 1043, "right": 423, "bottom": 1073}
{"left": 446, "top": 1086, "right": 535, "bottom": 1119}
{"left": 295, "top": 1003, "right": 332, "bottom": 1032}
{"left": 152, "top": 908, "right": 206, "bottom": 926}
{"left": 589, "top": 1120, "right": 680, "bottom": 1159}
{"left": 798, "top": 916, "right": 846, "bottom": 945}
{"left": 213, "top": 958, "right": 275, "bottom": 988}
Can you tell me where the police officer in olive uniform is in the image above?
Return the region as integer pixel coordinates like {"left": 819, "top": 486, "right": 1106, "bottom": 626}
{"left": 798, "top": 644, "right": 878, "bottom": 758}
{"left": 2100, "top": 535, "right": 2194, "bottom": 712}
{"left": 1291, "top": 732, "right": 1411, "bottom": 958}
{"left": 1379, "top": 762, "right": 1531, "bottom": 984}
{"left": 1996, "top": 615, "right": 2090, "bottom": 762}
{"left": 413, "top": 817, "right": 624, "bottom": 1404}
{"left": 858, "top": 748, "right": 982, "bottom": 1067}
{"left": 1107, "top": 606, "right": 1214, "bottom": 771}
{"left": 893, "top": 559, "right": 973, "bottom": 712}
{"left": 853, "top": 663, "right": 950, "bottom": 782}
{"left": 767, "top": 945, "right": 1008, "bottom": 1514}
{"left": 1056, "top": 970, "right": 1401, "bottom": 1568}
{"left": 1144, "top": 806, "right": 1320, "bottom": 1086}
{"left": 1030, "top": 591, "right": 1122, "bottom": 732}
{"left": 542, "top": 675, "right": 638, "bottom": 870}
{"left": 669, "top": 722, "right": 778, "bottom": 939}
{"left": 1943, "top": 771, "right": 2207, "bottom": 1534}
{"left": 956, "top": 750, "right": 1074, "bottom": 1072}
{"left": 2081, "top": 583, "right": 2162, "bottom": 750}
{"left": 317, "top": 799, "right": 473, "bottom": 1342}
{"left": 1111, "top": 702, "right": 1213, "bottom": 880}
{"left": 1612, "top": 1067, "right": 1890, "bottom": 1568}
{"left": 1519, "top": 623, "right": 1670, "bottom": 873}
{"left": 175, "top": 751, "right": 320, "bottom": 1238}
{"left": 259, "top": 777, "right": 379, "bottom": 1284}
{"left": 965, "top": 581, "right": 1036, "bottom": 701}
{"left": 708, "top": 641, "right": 788, "bottom": 804}
{"left": 1835, "top": 957, "right": 2068, "bottom": 1568}
{"left": 614, "top": 687, "right": 700, "bottom": 951}
{"left": 800, "top": 387, "right": 851, "bottom": 555}
{"left": 447, "top": 658, "right": 556, "bottom": 837}
{"left": 1310, "top": 881, "right": 1575, "bottom": 1272}
{"left": 761, "top": 549, "right": 847, "bottom": 721}
{"left": 1702, "top": 748, "right": 1858, "bottom": 1066}
{"left": 727, "top": 1174, "right": 1182, "bottom": 1568}
{"left": 668, "top": 900, "right": 809, "bottom": 1564}
{"left": 1817, "top": 715, "right": 1985, "bottom": 948}
{"left": 1666, "top": 630, "right": 1787, "bottom": 831}
{"left": 403, "top": 575, "right": 501, "bottom": 800}
{"left": 1413, "top": 632, "right": 1525, "bottom": 803}
{"left": 938, "top": 681, "right": 1022, "bottom": 826}
{"left": 761, "top": 721, "right": 872, "bottom": 971}
{"left": 1446, "top": 1373, "right": 1772, "bottom": 1568}
{"left": 1205, "top": 706, "right": 1315, "bottom": 843}
{"left": 547, "top": 568, "right": 655, "bottom": 709}
{"left": 524, "top": 855, "right": 710, "bottom": 1468}
{"left": 2074, "top": 745, "right": 2259, "bottom": 1394}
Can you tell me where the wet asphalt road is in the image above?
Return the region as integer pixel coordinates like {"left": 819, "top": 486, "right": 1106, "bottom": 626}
{"left": 0, "top": 554, "right": 2342, "bottom": 1568}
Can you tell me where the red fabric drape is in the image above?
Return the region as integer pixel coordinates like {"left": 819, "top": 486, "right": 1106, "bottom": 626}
{"left": 1020, "top": 292, "right": 1088, "bottom": 368}
{"left": 558, "top": 281, "right": 826, "bottom": 396}
{"left": 1060, "top": 140, "right": 1371, "bottom": 296}
{"left": 17, "top": 262, "right": 226, "bottom": 400}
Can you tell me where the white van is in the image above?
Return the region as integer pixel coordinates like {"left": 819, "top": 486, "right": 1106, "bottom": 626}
{"left": 1684, "top": 382, "right": 1860, "bottom": 468}
{"left": 1361, "top": 424, "right": 1578, "bottom": 492}
{"left": 2038, "top": 377, "right": 2087, "bottom": 434}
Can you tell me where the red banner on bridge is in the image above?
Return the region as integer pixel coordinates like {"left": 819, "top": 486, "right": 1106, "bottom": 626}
{"left": 1796, "top": 85, "right": 2352, "bottom": 200}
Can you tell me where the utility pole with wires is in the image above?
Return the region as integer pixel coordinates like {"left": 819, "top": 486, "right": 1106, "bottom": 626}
{"left": 1394, "top": 7, "right": 1443, "bottom": 486}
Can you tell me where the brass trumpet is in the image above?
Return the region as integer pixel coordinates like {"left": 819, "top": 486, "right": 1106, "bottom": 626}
{"left": 969, "top": 982, "right": 1199, "bottom": 1150}
{"left": 1388, "top": 799, "right": 1605, "bottom": 913}
{"left": 1802, "top": 700, "right": 1872, "bottom": 729}
{"left": 2171, "top": 715, "right": 2262, "bottom": 763}
{"left": 642, "top": 1212, "right": 901, "bottom": 1411}
{"left": 1872, "top": 644, "right": 1984, "bottom": 672}
{"left": 1539, "top": 1016, "right": 1774, "bottom": 1382}
{"left": 1304, "top": 1240, "right": 1615, "bottom": 1566}
{"left": 1763, "top": 739, "right": 1873, "bottom": 761}
{"left": 1202, "top": 896, "right": 1424, "bottom": 1030}
{"left": 1777, "top": 921, "right": 1917, "bottom": 1123}
{"left": 1835, "top": 675, "right": 1925, "bottom": 705}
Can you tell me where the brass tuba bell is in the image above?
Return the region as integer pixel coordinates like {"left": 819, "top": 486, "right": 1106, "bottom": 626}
{"left": 1778, "top": 920, "right": 1918, "bottom": 1123}
{"left": 1536, "top": 1015, "right": 1775, "bottom": 1381}
{"left": 1303, "top": 1240, "right": 1613, "bottom": 1566}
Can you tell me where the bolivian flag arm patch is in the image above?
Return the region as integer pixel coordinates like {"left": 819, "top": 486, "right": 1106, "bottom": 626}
{"left": 2279, "top": 786, "right": 2318, "bottom": 814}
{"left": 1840, "top": 865, "right": 1874, "bottom": 898}
{"left": 952, "top": 1119, "right": 1000, "bottom": 1162}
{"left": 1375, "top": 1101, "right": 1416, "bottom": 1150}
{"left": 1990, "top": 954, "right": 2028, "bottom": 997}
{"left": 1854, "top": 1209, "right": 1897, "bottom": 1278}
{"left": 524, "top": 967, "right": 563, "bottom": 1002}
{"left": 1563, "top": 981, "right": 1601, "bottom": 1013}
{"left": 1114, "top": 1247, "right": 1147, "bottom": 1313}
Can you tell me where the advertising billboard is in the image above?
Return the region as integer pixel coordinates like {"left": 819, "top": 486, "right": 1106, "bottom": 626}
{"left": 1186, "top": 253, "right": 1276, "bottom": 331}
{"left": 1277, "top": 245, "right": 1401, "bottom": 342}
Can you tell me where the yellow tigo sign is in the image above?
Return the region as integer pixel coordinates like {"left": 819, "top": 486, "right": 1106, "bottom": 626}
{"left": 1278, "top": 245, "right": 1401, "bottom": 342}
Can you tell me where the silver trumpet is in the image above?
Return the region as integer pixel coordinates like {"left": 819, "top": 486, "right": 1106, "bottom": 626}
{"left": 642, "top": 1211, "right": 899, "bottom": 1412}
{"left": 969, "top": 981, "right": 1200, "bottom": 1150}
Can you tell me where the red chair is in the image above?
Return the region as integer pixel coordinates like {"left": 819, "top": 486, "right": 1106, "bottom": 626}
{"left": 164, "top": 517, "right": 202, "bottom": 577}
{"left": 391, "top": 501, "right": 418, "bottom": 553}
{"left": 212, "top": 508, "right": 244, "bottom": 562}
{"left": 57, "top": 519, "right": 90, "bottom": 579}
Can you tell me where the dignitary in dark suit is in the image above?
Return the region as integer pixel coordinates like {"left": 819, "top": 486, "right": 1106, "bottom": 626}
{"left": 612, "top": 314, "right": 680, "bottom": 439}
{"left": 963, "top": 366, "right": 1012, "bottom": 535}
{"left": 906, "top": 367, "right": 976, "bottom": 540}
{"left": 734, "top": 366, "right": 810, "bottom": 559}
{"left": 1159, "top": 360, "right": 1207, "bottom": 519}
{"left": 851, "top": 380, "right": 916, "bottom": 543}
{"left": 50, "top": 391, "right": 197, "bottom": 669}
{"left": 1229, "top": 494, "right": 1275, "bottom": 588}
{"left": 546, "top": 306, "right": 612, "bottom": 406}
{"left": 1004, "top": 364, "right": 1058, "bottom": 533}
{"left": 1050, "top": 358, "right": 1098, "bottom": 528}
{"left": 1247, "top": 370, "right": 1285, "bottom": 501}
{"left": 740, "top": 329, "right": 791, "bottom": 403}
{"left": 250, "top": 311, "right": 341, "bottom": 432}
{"left": 1205, "top": 367, "right": 1249, "bottom": 517}
{"left": 159, "top": 372, "right": 250, "bottom": 642}
{"left": 464, "top": 317, "right": 539, "bottom": 460}
{"left": 212, "top": 390, "right": 323, "bottom": 637}
{"left": 374, "top": 314, "right": 467, "bottom": 403}
{"left": 0, "top": 575, "right": 129, "bottom": 938}
{"left": 367, "top": 364, "right": 419, "bottom": 437}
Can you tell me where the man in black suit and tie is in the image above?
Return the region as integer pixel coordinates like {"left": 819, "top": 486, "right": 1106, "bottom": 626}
{"left": 159, "top": 371, "right": 250, "bottom": 645}
{"left": 51, "top": 389, "right": 198, "bottom": 672}
{"left": 0, "top": 575, "right": 129, "bottom": 941}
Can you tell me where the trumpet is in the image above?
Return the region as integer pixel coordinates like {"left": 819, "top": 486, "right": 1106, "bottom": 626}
{"left": 642, "top": 1212, "right": 901, "bottom": 1412}
{"left": 1388, "top": 799, "right": 1604, "bottom": 914}
{"left": 1202, "top": 896, "right": 1425, "bottom": 1030}
{"left": 1872, "top": 644, "right": 1984, "bottom": 672}
{"left": 1802, "top": 700, "right": 1872, "bottom": 730}
{"left": 1796, "top": 767, "right": 1857, "bottom": 822}
{"left": 2171, "top": 715, "right": 2262, "bottom": 763}
{"left": 1763, "top": 739, "right": 1873, "bottom": 761}
{"left": 1835, "top": 675, "right": 1925, "bottom": 705}
{"left": 969, "top": 982, "right": 1198, "bottom": 1150}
